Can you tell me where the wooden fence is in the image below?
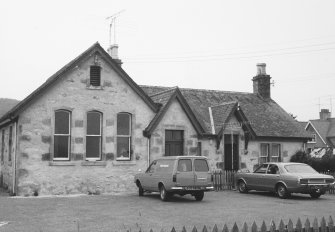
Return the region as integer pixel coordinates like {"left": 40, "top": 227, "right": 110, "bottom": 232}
{"left": 213, "top": 170, "right": 335, "bottom": 194}
{"left": 161, "top": 216, "right": 334, "bottom": 232}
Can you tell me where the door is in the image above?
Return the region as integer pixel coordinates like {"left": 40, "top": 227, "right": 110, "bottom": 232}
{"left": 262, "top": 164, "right": 280, "bottom": 191}
{"left": 248, "top": 163, "right": 268, "bottom": 190}
{"left": 194, "top": 158, "right": 211, "bottom": 187}
{"left": 176, "top": 159, "right": 194, "bottom": 187}
{"left": 224, "top": 135, "right": 239, "bottom": 170}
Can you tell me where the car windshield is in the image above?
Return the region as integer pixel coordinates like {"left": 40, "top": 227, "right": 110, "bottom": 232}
{"left": 284, "top": 164, "right": 318, "bottom": 173}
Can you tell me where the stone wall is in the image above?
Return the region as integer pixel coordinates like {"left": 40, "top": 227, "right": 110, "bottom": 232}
{"left": 16, "top": 53, "right": 155, "bottom": 196}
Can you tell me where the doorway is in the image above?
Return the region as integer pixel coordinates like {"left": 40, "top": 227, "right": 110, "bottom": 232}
{"left": 224, "top": 134, "right": 239, "bottom": 171}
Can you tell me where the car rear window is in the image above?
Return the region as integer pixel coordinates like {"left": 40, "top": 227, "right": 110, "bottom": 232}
{"left": 177, "top": 159, "right": 192, "bottom": 172}
{"left": 284, "top": 164, "right": 318, "bottom": 174}
{"left": 155, "top": 160, "right": 175, "bottom": 173}
{"left": 194, "top": 159, "right": 209, "bottom": 172}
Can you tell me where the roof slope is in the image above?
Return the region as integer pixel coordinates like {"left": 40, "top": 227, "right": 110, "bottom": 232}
{"left": 211, "top": 102, "right": 238, "bottom": 134}
{"left": 141, "top": 85, "right": 311, "bottom": 139}
{"left": 0, "top": 42, "right": 158, "bottom": 125}
{"left": 0, "top": 98, "right": 20, "bottom": 118}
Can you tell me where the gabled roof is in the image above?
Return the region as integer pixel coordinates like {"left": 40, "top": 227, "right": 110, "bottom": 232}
{"left": 143, "top": 87, "right": 205, "bottom": 137}
{"left": 0, "top": 42, "right": 158, "bottom": 126}
{"left": 141, "top": 85, "right": 311, "bottom": 140}
{"left": 307, "top": 118, "right": 335, "bottom": 146}
{"left": 211, "top": 101, "right": 238, "bottom": 134}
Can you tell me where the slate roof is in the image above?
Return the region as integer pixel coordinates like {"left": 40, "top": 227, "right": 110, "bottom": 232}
{"left": 211, "top": 102, "right": 238, "bottom": 134}
{"left": 308, "top": 118, "right": 335, "bottom": 146}
{"left": 141, "top": 85, "right": 311, "bottom": 139}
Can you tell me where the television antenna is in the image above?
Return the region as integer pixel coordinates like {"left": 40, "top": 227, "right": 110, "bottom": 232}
{"left": 106, "top": 10, "right": 125, "bottom": 46}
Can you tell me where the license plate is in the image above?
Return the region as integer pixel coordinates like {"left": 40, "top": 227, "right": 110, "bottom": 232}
{"left": 185, "top": 186, "right": 204, "bottom": 190}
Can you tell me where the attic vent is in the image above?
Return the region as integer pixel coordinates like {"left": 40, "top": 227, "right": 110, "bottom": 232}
{"left": 90, "top": 66, "right": 101, "bottom": 86}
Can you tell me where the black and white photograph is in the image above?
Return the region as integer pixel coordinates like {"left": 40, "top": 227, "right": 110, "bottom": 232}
{"left": 0, "top": 0, "right": 335, "bottom": 231}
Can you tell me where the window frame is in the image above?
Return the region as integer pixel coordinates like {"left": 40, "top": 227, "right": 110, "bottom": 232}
{"left": 116, "top": 112, "right": 132, "bottom": 161}
{"left": 1, "top": 130, "right": 4, "bottom": 162}
{"left": 259, "top": 143, "right": 269, "bottom": 164}
{"left": 8, "top": 126, "right": 12, "bottom": 162}
{"left": 53, "top": 110, "right": 71, "bottom": 161}
{"left": 308, "top": 134, "right": 317, "bottom": 143}
{"left": 271, "top": 143, "right": 281, "bottom": 162}
{"left": 86, "top": 111, "right": 102, "bottom": 161}
{"left": 165, "top": 130, "right": 184, "bottom": 156}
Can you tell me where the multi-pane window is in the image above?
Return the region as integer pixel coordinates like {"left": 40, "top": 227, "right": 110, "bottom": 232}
{"left": 90, "top": 66, "right": 101, "bottom": 86}
{"left": 260, "top": 144, "right": 269, "bottom": 164}
{"left": 1, "top": 130, "right": 4, "bottom": 162}
{"left": 259, "top": 143, "right": 281, "bottom": 164}
{"left": 271, "top": 144, "right": 281, "bottom": 162}
{"left": 117, "top": 113, "right": 131, "bottom": 160}
{"left": 8, "top": 126, "right": 12, "bottom": 162}
{"left": 86, "top": 111, "right": 102, "bottom": 160}
{"left": 165, "top": 130, "right": 184, "bottom": 156}
{"left": 54, "top": 110, "right": 71, "bottom": 160}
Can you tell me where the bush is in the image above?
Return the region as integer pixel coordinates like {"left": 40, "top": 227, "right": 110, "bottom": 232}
{"left": 290, "top": 150, "right": 335, "bottom": 172}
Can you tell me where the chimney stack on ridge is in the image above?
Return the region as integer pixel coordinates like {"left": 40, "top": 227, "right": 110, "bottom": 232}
{"left": 252, "top": 63, "right": 272, "bottom": 99}
{"left": 107, "top": 44, "right": 123, "bottom": 66}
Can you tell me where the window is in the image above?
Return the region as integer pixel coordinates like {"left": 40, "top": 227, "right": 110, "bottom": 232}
{"left": 259, "top": 143, "right": 281, "bottom": 164}
{"left": 165, "top": 130, "right": 184, "bottom": 156}
{"left": 254, "top": 163, "right": 268, "bottom": 173}
{"left": 86, "top": 111, "right": 102, "bottom": 160}
{"left": 194, "top": 159, "right": 209, "bottom": 172}
{"left": 260, "top": 143, "right": 269, "bottom": 164}
{"left": 117, "top": 113, "right": 131, "bottom": 160}
{"left": 197, "top": 142, "right": 202, "bottom": 156}
{"left": 308, "top": 134, "right": 317, "bottom": 143}
{"left": 54, "top": 110, "right": 71, "bottom": 160}
{"left": 1, "top": 130, "right": 4, "bottom": 162}
{"left": 8, "top": 126, "right": 12, "bottom": 162}
{"left": 177, "top": 159, "right": 192, "bottom": 172}
{"left": 271, "top": 144, "right": 281, "bottom": 162}
{"left": 90, "top": 66, "right": 101, "bottom": 86}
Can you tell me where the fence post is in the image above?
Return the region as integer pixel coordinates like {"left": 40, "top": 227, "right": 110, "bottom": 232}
{"left": 278, "top": 220, "right": 285, "bottom": 232}
{"left": 242, "top": 222, "right": 248, "bottom": 232}
{"left": 232, "top": 223, "right": 239, "bottom": 232}
{"left": 296, "top": 218, "right": 302, "bottom": 232}
{"left": 260, "top": 221, "right": 267, "bottom": 232}
{"left": 329, "top": 216, "right": 334, "bottom": 232}
{"left": 251, "top": 222, "right": 258, "bottom": 232}
{"left": 223, "top": 224, "right": 229, "bottom": 232}
{"left": 313, "top": 218, "right": 319, "bottom": 232}
{"left": 287, "top": 219, "right": 294, "bottom": 232}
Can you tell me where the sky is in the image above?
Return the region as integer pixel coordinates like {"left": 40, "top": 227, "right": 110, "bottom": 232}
{"left": 1, "top": 0, "right": 335, "bottom": 121}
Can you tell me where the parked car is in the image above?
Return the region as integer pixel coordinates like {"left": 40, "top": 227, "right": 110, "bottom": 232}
{"left": 235, "top": 162, "right": 335, "bottom": 199}
{"left": 134, "top": 156, "right": 214, "bottom": 201}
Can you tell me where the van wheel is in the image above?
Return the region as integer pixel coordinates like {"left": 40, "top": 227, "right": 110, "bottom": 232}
{"left": 138, "top": 183, "right": 144, "bottom": 197}
{"left": 276, "top": 184, "right": 290, "bottom": 199}
{"left": 159, "top": 185, "right": 169, "bottom": 201}
{"left": 194, "top": 191, "right": 204, "bottom": 201}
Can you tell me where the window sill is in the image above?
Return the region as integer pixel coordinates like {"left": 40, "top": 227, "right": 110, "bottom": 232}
{"left": 86, "top": 86, "right": 104, "bottom": 90}
{"left": 49, "top": 161, "right": 76, "bottom": 166}
{"left": 112, "top": 160, "right": 136, "bottom": 166}
{"left": 81, "top": 161, "right": 107, "bottom": 166}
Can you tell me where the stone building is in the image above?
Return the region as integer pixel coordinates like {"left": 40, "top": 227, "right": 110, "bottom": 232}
{"left": 0, "top": 42, "right": 311, "bottom": 196}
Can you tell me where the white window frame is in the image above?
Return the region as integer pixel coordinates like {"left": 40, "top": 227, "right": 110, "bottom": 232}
{"left": 1, "top": 130, "right": 4, "bottom": 162}
{"left": 307, "top": 134, "right": 317, "bottom": 143}
{"left": 86, "top": 111, "right": 102, "bottom": 161}
{"left": 53, "top": 110, "right": 71, "bottom": 161}
{"left": 260, "top": 143, "right": 269, "bottom": 164}
{"left": 271, "top": 143, "right": 281, "bottom": 162}
{"left": 116, "top": 113, "right": 132, "bottom": 161}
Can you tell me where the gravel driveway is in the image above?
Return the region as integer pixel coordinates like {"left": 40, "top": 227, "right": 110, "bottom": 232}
{"left": 0, "top": 191, "right": 334, "bottom": 232}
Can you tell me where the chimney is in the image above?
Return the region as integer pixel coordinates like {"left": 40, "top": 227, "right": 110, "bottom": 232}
{"left": 107, "top": 44, "right": 123, "bottom": 66}
{"left": 320, "top": 109, "right": 331, "bottom": 120}
{"left": 252, "top": 63, "right": 272, "bottom": 99}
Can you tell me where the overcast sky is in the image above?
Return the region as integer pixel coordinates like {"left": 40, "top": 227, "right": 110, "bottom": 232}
{"left": 1, "top": 0, "right": 335, "bottom": 121}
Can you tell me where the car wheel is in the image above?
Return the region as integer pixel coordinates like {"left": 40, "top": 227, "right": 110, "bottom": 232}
{"left": 159, "top": 185, "right": 169, "bottom": 201}
{"left": 194, "top": 191, "right": 204, "bottom": 201}
{"left": 238, "top": 180, "right": 248, "bottom": 193}
{"left": 310, "top": 192, "right": 321, "bottom": 199}
{"left": 138, "top": 183, "right": 144, "bottom": 197}
{"left": 276, "top": 184, "right": 289, "bottom": 199}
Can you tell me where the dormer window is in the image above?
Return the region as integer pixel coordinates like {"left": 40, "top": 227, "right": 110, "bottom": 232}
{"left": 90, "top": 66, "right": 101, "bottom": 86}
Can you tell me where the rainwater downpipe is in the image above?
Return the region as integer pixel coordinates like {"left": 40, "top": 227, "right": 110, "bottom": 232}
{"left": 147, "top": 137, "right": 150, "bottom": 168}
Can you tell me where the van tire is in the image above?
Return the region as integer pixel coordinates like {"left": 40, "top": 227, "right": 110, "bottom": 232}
{"left": 138, "top": 183, "right": 144, "bottom": 196}
{"left": 194, "top": 191, "right": 204, "bottom": 201}
{"left": 160, "top": 185, "right": 169, "bottom": 201}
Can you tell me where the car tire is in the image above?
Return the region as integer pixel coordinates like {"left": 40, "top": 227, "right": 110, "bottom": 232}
{"left": 310, "top": 192, "right": 321, "bottom": 199}
{"left": 194, "top": 191, "right": 204, "bottom": 201}
{"left": 276, "top": 184, "right": 290, "bottom": 199}
{"left": 138, "top": 183, "right": 144, "bottom": 197}
{"left": 238, "top": 180, "right": 248, "bottom": 193}
{"left": 159, "top": 185, "right": 169, "bottom": 201}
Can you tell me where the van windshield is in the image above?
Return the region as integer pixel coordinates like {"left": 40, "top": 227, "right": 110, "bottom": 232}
{"left": 194, "top": 159, "right": 209, "bottom": 172}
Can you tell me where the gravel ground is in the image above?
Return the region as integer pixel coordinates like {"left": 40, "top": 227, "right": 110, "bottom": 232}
{"left": 0, "top": 190, "right": 334, "bottom": 232}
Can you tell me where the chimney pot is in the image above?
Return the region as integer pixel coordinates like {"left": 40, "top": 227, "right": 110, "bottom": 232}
{"left": 107, "top": 44, "right": 123, "bottom": 66}
{"left": 256, "top": 63, "right": 266, "bottom": 75}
